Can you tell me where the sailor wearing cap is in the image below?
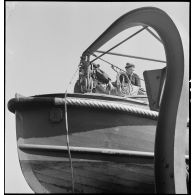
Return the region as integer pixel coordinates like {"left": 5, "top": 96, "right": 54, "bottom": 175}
{"left": 125, "top": 63, "right": 141, "bottom": 87}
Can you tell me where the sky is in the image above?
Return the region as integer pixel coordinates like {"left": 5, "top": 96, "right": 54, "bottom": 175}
{"left": 5, "top": 2, "right": 189, "bottom": 193}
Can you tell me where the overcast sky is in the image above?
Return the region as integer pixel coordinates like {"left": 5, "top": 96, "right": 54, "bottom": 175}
{"left": 5, "top": 2, "right": 189, "bottom": 193}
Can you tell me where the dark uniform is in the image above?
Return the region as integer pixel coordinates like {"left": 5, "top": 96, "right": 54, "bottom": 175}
{"left": 127, "top": 73, "right": 141, "bottom": 87}
{"left": 125, "top": 62, "right": 141, "bottom": 87}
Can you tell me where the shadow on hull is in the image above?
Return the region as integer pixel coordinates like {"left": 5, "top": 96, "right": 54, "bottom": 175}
{"left": 8, "top": 93, "right": 189, "bottom": 193}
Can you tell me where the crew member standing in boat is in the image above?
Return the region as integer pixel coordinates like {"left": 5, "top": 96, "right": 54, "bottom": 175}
{"left": 125, "top": 63, "right": 141, "bottom": 87}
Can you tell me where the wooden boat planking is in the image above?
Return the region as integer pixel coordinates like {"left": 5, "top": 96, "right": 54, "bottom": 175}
{"left": 8, "top": 93, "right": 189, "bottom": 193}
{"left": 7, "top": 5, "right": 189, "bottom": 193}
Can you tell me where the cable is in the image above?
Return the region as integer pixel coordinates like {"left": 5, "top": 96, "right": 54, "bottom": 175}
{"left": 64, "top": 67, "right": 79, "bottom": 193}
{"left": 90, "top": 26, "right": 148, "bottom": 63}
{"left": 95, "top": 50, "right": 166, "bottom": 64}
{"left": 92, "top": 53, "right": 145, "bottom": 82}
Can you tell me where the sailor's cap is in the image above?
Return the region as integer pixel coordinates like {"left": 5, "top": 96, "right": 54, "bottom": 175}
{"left": 125, "top": 63, "right": 135, "bottom": 69}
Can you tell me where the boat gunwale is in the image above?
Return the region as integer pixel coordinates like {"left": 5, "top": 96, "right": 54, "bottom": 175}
{"left": 8, "top": 93, "right": 150, "bottom": 114}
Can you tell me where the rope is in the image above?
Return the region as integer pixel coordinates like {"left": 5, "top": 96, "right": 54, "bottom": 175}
{"left": 64, "top": 95, "right": 75, "bottom": 193}
{"left": 55, "top": 97, "right": 158, "bottom": 120}
{"left": 91, "top": 53, "right": 145, "bottom": 82}
{"left": 64, "top": 67, "right": 79, "bottom": 193}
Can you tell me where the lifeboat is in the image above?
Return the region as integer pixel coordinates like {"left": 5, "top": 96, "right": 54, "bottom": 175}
{"left": 7, "top": 7, "right": 189, "bottom": 193}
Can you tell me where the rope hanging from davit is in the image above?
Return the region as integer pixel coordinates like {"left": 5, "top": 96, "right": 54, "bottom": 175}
{"left": 72, "top": 7, "right": 189, "bottom": 192}
{"left": 64, "top": 67, "right": 79, "bottom": 193}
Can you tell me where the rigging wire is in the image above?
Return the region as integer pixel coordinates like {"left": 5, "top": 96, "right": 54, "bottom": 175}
{"left": 95, "top": 50, "right": 166, "bottom": 64}
{"left": 88, "top": 25, "right": 166, "bottom": 85}
{"left": 145, "top": 28, "right": 163, "bottom": 44}
{"left": 90, "top": 26, "right": 148, "bottom": 63}
{"left": 92, "top": 53, "right": 145, "bottom": 82}
{"left": 64, "top": 66, "right": 79, "bottom": 193}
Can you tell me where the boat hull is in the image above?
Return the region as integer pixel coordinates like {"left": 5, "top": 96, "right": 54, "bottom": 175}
{"left": 8, "top": 93, "right": 188, "bottom": 193}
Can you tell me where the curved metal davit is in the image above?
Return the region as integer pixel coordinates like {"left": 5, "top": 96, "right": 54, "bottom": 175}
{"left": 82, "top": 7, "right": 188, "bottom": 193}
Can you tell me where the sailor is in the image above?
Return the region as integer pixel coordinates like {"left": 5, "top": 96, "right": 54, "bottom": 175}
{"left": 125, "top": 63, "right": 141, "bottom": 87}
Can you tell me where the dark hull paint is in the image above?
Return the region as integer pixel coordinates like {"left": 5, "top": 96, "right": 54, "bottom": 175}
{"left": 8, "top": 93, "right": 188, "bottom": 193}
{"left": 20, "top": 159, "right": 154, "bottom": 193}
